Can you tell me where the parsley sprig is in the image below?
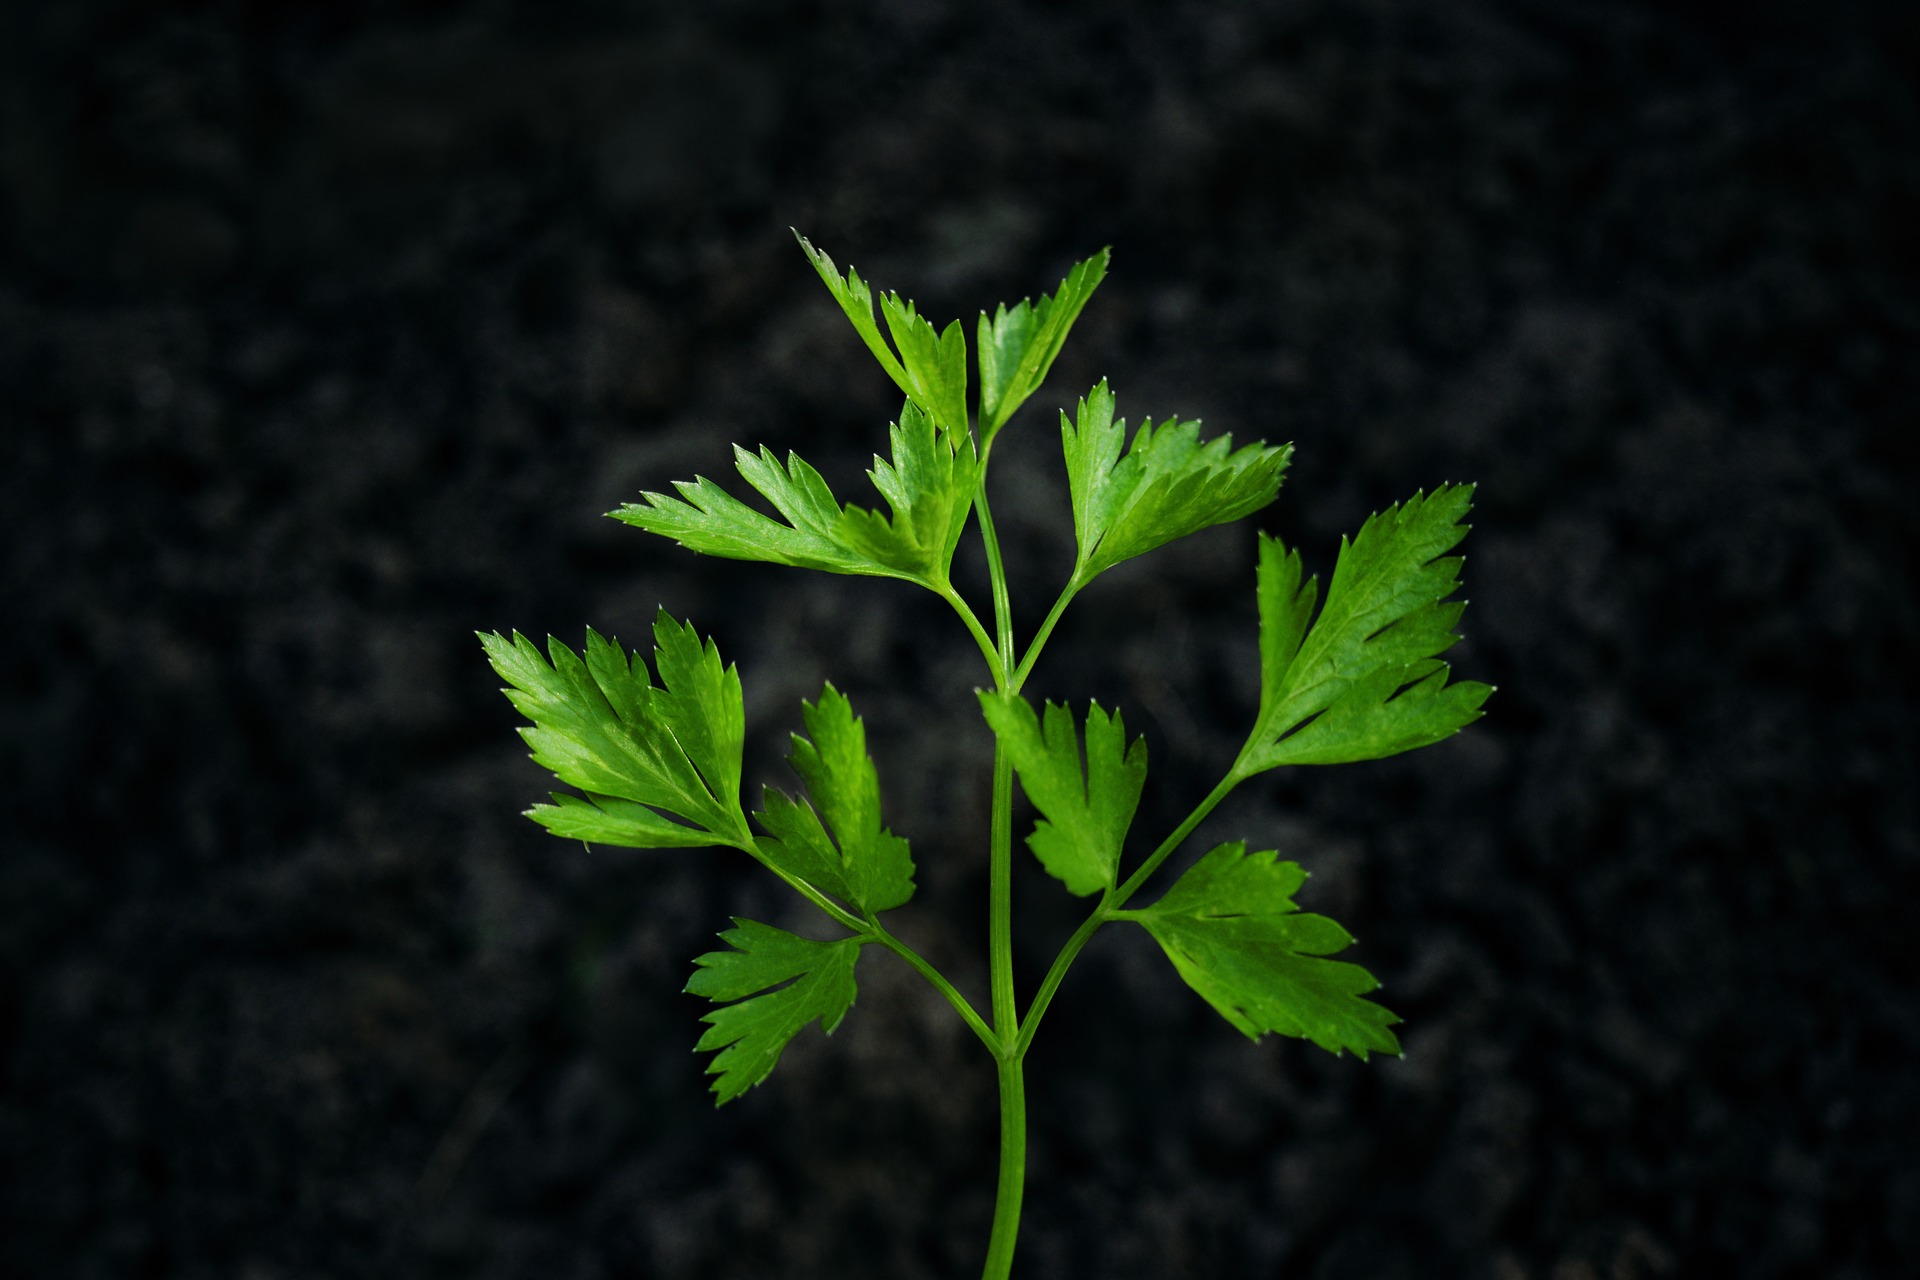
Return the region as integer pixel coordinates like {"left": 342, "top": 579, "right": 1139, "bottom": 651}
{"left": 483, "top": 232, "right": 1489, "bottom": 1277}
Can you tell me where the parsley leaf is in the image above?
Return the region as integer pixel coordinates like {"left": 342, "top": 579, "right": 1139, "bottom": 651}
{"left": 686, "top": 918, "right": 863, "bottom": 1104}
{"left": 611, "top": 445, "right": 868, "bottom": 575}
{"left": 755, "top": 685, "right": 917, "bottom": 914}
{"left": 1062, "top": 380, "right": 1292, "bottom": 581}
{"left": 480, "top": 613, "right": 748, "bottom": 847}
{"left": 610, "top": 401, "right": 978, "bottom": 590}
{"left": 796, "top": 233, "right": 968, "bottom": 435}
{"left": 1241, "top": 484, "right": 1492, "bottom": 772}
{"left": 978, "top": 694, "right": 1146, "bottom": 897}
{"left": 1123, "top": 842, "right": 1400, "bottom": 1058}
{"left": 834, "top": 403, "right": 981, "bottom": 580}
{"left": 976, "top": 249, "right": 1110, "bottom": 441}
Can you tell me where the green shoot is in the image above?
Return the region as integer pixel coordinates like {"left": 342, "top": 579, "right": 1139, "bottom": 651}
{"left": 482, "top": 233, "right": 1489, "bottom": 1277}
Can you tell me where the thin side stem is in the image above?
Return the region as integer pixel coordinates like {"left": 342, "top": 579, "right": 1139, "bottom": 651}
{"left": 972, "top": 484, "right": 1018, "bottom": 676}
{"left": 743, "top": 826, "right": 999, "bottom": 1050}
{"left": 938, "top": 582, "right": 1005, "bottom": 687}
{"left": 866, "top": 919, "right": 999, "bottom": 1055}
{"left": 740, "top": 841, "right": 869, "bottom": 935}
{"left": 1009, "top": 572, "right": 1085, "bottom": 692}
{"left": 1013, "top": 770, "right": 1243, "bottom": 1058}
{"left": 1111, "top": 770, "right": 1243, "bottom": 906}
{"left": 1011, "top": 900, "right": 1109, "bottom": 1060}
{"left": 979, "top": 1055, "right": 1027, "bottom": 1280}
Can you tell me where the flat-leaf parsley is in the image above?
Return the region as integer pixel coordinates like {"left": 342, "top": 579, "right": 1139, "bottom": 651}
{"left": 483, "top": 233, "right": 1490, "bottom": 1278}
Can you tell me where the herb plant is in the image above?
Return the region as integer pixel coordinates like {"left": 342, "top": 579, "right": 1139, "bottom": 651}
{"left": 482, "top": 234, "right": 1490, "bottom": 1278}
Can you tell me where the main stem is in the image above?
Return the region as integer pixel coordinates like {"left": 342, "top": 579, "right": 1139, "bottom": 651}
{"left": 982, "top": 1053, "right": 1026, "bottom": 1280}
{"left": 973, "top": 478, "right": 1028, "bottom": 1280}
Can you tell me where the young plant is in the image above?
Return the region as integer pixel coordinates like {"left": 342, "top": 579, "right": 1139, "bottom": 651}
{"left": 482, "top": 234, "right": 1490, "bottom": 1278}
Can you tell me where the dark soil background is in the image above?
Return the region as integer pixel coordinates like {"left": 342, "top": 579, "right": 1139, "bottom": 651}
{"left": 4, "top": 1, "right": 1917, "bottom": 1277}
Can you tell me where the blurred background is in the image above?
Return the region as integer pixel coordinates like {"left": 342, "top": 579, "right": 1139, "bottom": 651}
{"left": 3, "top": 1, "right": 1916, "bottom": 1277}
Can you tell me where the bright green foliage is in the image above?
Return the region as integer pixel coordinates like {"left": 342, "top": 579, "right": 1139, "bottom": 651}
{"left": 1241, "top": 484, "right": 1493, "bottom": 773}
{"left": 797, "top": 233, "right": 969, "bottom": 435}
{"left": 835, "top": 404, "right": 981, "bottom": 580}
{"left": 1061, "top": 380, "right": 1293, "bottom": 581}
{"left": 527, "top": 792, "right": 722, "bottom": 849}
{"left": 756, "top": 685, "right": 917, "bottom": 914}
{"left": 686, "top": 918, "right": 863, "bottom": 1104}
{"left": 976, "top": 249, "right": 1109, "bottom": 441}
{"left": 611, "top": 445, "right": 870, "bottom": 575}
{"left": 979, "top": 694, "right": 1146, "bottom": 897}
{"left": 1123, "top": 842, "right": 1401, "bottom": 1058}
{"left": 480, "top": 614, "right": 747, "bottom": 847}
{"left": 800, "top": 230, "right": 1107, "bottom": 444}
{"left": 610, "top": 401, "right": 978, "bottom": 589}
{"left": 488, "top": 233, "right": 1488, "bottom": 1278}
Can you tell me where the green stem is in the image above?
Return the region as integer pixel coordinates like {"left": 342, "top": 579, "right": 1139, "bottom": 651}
{"left": 980, "top": 1055, "right": 1027, "bottom": 1280}
{"left": 867, "top": 918, "right": 999, "bottom": 1056}
{"left": 987, "top": 742, "right": 1018, "bottom": 1045}
{"left": 740, "top": 839, "right": 870, "bottom": 935}
{"left": 1011, "top": 901, "right": 1109, "bottom": 1061}
{"left": 1010, "top": 572, "right": 1085, "bottom": 692}
{"left": 743, "top": 817, "right": 999, "bottom": 1053}
{"left": 1013, "top": 770, "right": 1243, "bottom": 1058}
{"left": 970, "top": 465, "right": 1021, "bottom": 1042}
{"left": 1111, "top": 770, "right": 1243, "bottom": 905}
{"left": 939, "top": 582, "right": 1006, "bottom": 686}
{"left": 972, "top": 462, "right": 1029, "bottom": 1276}
{"left": 972, "top": 484, "right": 1018, "bottom": 677}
